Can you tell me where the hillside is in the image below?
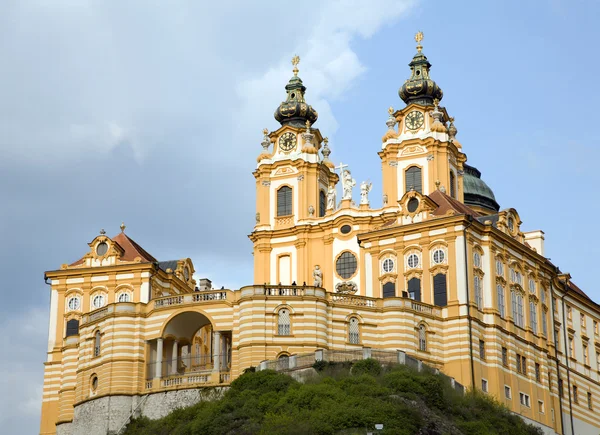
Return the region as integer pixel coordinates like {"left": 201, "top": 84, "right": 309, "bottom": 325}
{"left": 124, "top": 360, "right": 544, "bottom": 435}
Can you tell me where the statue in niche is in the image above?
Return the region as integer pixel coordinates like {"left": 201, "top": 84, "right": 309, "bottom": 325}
{"left": 342, "top": 170, "right": 356, "bottom": 200}
{"left": 360, "top": 181, "right": 372, "bottom": 205}
{"left": 313, "top": 265, "right": 323, "bottom": 287}
{"left": 326, "top": 185, "right": 336, "bottom": 210}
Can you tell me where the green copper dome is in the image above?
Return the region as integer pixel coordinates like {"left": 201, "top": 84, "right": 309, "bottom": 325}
{"left": 399, "top": 49, "right": 443, "bottom": 106}
{"left": 463, "top": 164, "right": 500, "bottom": 212}
{"left": 274, "top": 58, "right": 318, "bottom": 128}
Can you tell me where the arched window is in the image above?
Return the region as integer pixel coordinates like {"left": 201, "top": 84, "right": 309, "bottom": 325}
{"left": 94, "top": 331, "right": 101, "bottom": 357}
{"left": 319, "top": 190, "right": 326, "bottom": 217}
{"left": 277, "top": 186, "right": 292, "bottom": 216}
{"left": 418, "top": 324, "right": 427, "bottom": 351}
{"left": 474, "top": 275, "right": 483, "bottom": 310}
{"left": 349, "top": 317, "right": 360, "bottom": 344}
{"left": 382, "top": 282, "right": 396, "bottom": 298}
{"left": 529, "top": 302, "right": 538, "bottom": 334}
{"left": 277, "top": 309, "right": 291, "bottom": 335}
{"left": 408, "top": 277, "right": 421, "bottom": 301}
{"left": 449, "top": 171, "right": 456, "bottom": 198}
{"left": 118, "top": 292, "right": 131, "bottom": 303}
{"left": 66, "top": 319, "right": 79, "bottom": 337}
{"left": 511, "top": 290, "right": 524, "bottom": 328}
{"left": 405, "top": 166, "right": 422, "bottom": 194}
{"left": 433, "top": 273, "right": 447, "bottom": 307}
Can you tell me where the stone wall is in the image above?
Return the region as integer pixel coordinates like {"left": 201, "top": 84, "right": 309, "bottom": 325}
{"left": 64, "top": 387, "right": 227, "bottom": 435}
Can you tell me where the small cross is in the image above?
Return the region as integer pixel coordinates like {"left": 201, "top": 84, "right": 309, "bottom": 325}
{"left": 335, "top": 162, "right": 349, "bottom": 173}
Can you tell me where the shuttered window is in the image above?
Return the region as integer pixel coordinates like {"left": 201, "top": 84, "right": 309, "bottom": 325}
{"left": 433, "top": 273, "right": 447, "bottom": 307}
{"left": 382, "top": 282, "right": 396, "bottom": 298}
{"left": 319, "top": 190, "right": 326, "bottom": 217}
{"left": 277, "top": 186, "right": 292, "bottom": 216}
{"left": 408, "top": 277, "right": 421, "bottom": 301}
{"left": 405, "top": 166, "right": 422, "bottom": 193}
{"left": 66, "top": 319, "right": 79, "bottom": 337}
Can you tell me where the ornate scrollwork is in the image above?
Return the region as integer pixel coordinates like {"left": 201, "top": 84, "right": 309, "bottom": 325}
{"left": 335, "top": 281, "right": 358, "bottom": 294}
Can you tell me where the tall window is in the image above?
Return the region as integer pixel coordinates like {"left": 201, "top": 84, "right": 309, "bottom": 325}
{"left": 349, "top": 318, "right": 360, "bottom": 344}
{"left": 512, "top": 291, "right": 524, "bottom": 328}
{"left": 405, "top": 166, "right": 422, "bottom": 193}
{"left": 277, "top": 186, "right": 292, "bottom": 216}
{"left": 528, "top": 277, "right": 536, "bottom": 294}
{"left": 573, "top": 385, "right": 578, "bottom": 404}
{"left": 535, "top": 363, "right": 541, "bottom": 382}
{"left": 502, "top": 347, "right": 508, "bottom": 366}
{"left": 449, "top": 171, "right": 456, "bottom": 198}
{"left": 479, "top": 340, "right": 486, "bottom": 360}
{"left": 418, "top": 325, "right": 427, "bottom": 351}
{"left": 277, "top": 309, "right": 291, "bottom": 335}
{"left": 529, "top": 302, "right": 538, "bottom": 334}
{"left": 496, "top": 259, "right": 504, "bottom": 277}
{"left": 569, "top": 336, "right": 575, "bottom": 357}
{"left": 319, "top": 190, "right": 326, "bottom": 217}
{"left": 583, "top": 343, "right": 589, "bottom": 366}
{"left": 408, "top": 277, "right": 421, "bottom": 301}
{"left": 497, "top": 285, "right": 506, "bottom": 318}
{"left": 94, "top": 331, "right": 101, "bottom": 357}
{"left": 433, "top": 274, "right": 447, "bottom": 307}
{"left": 542, "top": 309, "right": 548, "bottom": 336}
{"left": 382, "top": 282, "right": 395, "bottom": 298}
{"left": 66, "top": 319, "right": 79, "bottom": 337}
{"left": 474, "top": 276, "right": 483, "bottom": 310}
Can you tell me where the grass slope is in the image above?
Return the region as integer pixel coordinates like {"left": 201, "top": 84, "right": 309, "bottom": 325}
{"left": 124, "top": 360, "right": 543, "bottom": 435}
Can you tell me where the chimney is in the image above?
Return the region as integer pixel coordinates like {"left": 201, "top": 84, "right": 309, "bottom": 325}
{"left": 524, "top": 230, "right": 545, "bottom": 256}
{"left": 199, "top": 278, "right": 212, "bottom": 290}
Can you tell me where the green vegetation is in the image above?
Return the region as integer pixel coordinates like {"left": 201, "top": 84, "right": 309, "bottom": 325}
{"left": 124, "top": 360, "right": 543, "bottom": 435}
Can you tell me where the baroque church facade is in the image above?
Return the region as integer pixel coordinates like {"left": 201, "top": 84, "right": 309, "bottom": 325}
{"left": 40, "top": 35, "right": 600, "bottom": 435}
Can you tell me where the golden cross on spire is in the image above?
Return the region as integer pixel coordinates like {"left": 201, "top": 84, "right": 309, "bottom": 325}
{"left": 291, "top": 55, "right": 300, "bottom": 76}
{"left": 415, "top": 31, "right": 424, "bottom": 52}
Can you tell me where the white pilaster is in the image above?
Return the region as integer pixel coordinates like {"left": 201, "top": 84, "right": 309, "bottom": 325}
{"left": 155, "top": 338, "right": 163, "bottom": 379}
{"left": 213, "top": 331, "right": 221, "bottom": 372}
{"left": 171, "top": 340, "right": 179, "bottom": 375}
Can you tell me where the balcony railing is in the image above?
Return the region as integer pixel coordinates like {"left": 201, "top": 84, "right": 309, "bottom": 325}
{"left": 153, "top": 290, "right": 230, "bottom": 308}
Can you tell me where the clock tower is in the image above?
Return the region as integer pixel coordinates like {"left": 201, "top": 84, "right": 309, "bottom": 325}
{"left": 380, "top": 32, "right": 466, "bottom": 206}
{"left": 251, "top": 56, "right": 338, "bottom": 284}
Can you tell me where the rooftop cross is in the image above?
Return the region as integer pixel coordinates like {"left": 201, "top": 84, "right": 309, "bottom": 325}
{"left": 291, "top": 55, "right": 300, "bottom": 76}
{"left": 334, "top": 162, "right": 349, "bottom": 174}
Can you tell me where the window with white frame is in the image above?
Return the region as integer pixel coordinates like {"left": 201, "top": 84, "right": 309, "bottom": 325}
{"left": 382, "top": 258, "right": 395, "bottom": 274}
{"left": 418, "top": 324, "right": 427, "bottom": 351}
{"left": 583, "top": 343, "right": 589, "bottom": 366}
{"left": 496, "top": 259, "right": 504, "bottom": 277}
{"left": 505, "top": 385, "right": 512, "bottom": 399}
{"left": 519, "top": 392, "right": 531, "bottom": 407}
{"left": 406, "top": 253, "right": 420, "bottom": 269}
{"left": 497, "top": 284, "right": 505, "bottom": 318}
{"left": 474, "top": 276, "right": 483, "bottom": 310}
{"left": 92, "top": 294, "right": 106, "bottom": 309}
{"left": 541, "top": 288, "right": 547, "bottom": 305}
{"left": 481, "top": 379, "right": 488, "bottom": 393}
{"left": 432, "top": 248, "right": 445, "bottom": 265}
{"left": 538, "top": 400, "right": 545, "bottom": 414}
{"left": 528, "top": 277, "right": 536, "bottom": 294}
{"left": 473, "top": 251, "right": 482, "bottom": 268}
{"left": 349, "top": 317, "right": 360, "bottom": 344}
{"left": 510, "top": 268, "right": 523, "bottom": 286}
{"left": 512, "top": 291, "right": 524, "bottom": 328}
{"left": 67, "top": 296, "right": 81, "bottom": 312}
{"left": 529, "top": 302, "right": 538, "bottom": 334}
{"left": 277, "top": 309, "right": 291, "bottom": 335}
{"left": 117, "top": 292, "right": 131, "bottom": 303}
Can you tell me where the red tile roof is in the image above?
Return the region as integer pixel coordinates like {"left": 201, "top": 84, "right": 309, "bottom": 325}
{"left": 429, "top": 190, "right": 481, "bottom": 218}
{"left": 68, "top": 232, "right": 156, "bottom": 266}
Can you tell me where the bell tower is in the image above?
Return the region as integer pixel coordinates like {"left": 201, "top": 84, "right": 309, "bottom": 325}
{"left": 380, "top": 32, "right": 466, "bottom": 205}
{"left": 251, "top": 56, "right": 338, "bottom": 284}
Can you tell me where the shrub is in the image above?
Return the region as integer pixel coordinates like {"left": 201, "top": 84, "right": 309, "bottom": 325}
{"left": 351, "top": 358, "right": 382, "bottom": 376}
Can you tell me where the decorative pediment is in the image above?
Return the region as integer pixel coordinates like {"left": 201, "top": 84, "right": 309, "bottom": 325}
{"left": 400, "top": 145, "right": 427, "bottom": 156}
{"left": 272, "top": 166, "right": 297, "bottom": 177}
{"left": 398, "top": 190, "right": 438, "bottom": 220}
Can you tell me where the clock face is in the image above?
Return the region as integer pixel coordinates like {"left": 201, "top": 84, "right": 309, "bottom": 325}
{"left": 405, "top": 111, "right": 424, "bottom": 130}
{"left": 279, "top": 132, "right": 297, "bottom": 152}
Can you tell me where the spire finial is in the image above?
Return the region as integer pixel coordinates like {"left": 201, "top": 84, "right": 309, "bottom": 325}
{"left": 415, "top": 31, "right": 424, "bottom": 52}
{"left": 305, "top": 119, "right": 311, "bottom": 133}
{"left": 100, "top": 228, "right": 106, "bottom": 235}
{"left": 435, "top": 180, "right": 441, "bottom": 190}
{"left": 262, "top": 128, "right": 268, "bottom": 136}
{"left": 120, "top": 222, "right": 126, "bottom": 233}
{"left": 291, "top": 55, "right": 300, "bottom": 76}
{"left": 388, "top": 106, "right": 394, "bottom": 115}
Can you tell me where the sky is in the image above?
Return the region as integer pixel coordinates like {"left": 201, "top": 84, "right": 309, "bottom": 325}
{"left": 1, "top": 0, "right": 599, "bottom": 433}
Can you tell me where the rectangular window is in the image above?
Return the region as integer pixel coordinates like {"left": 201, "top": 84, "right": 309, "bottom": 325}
{"left": 553, "top": 297, "right": 557, "bottom": 313}
{"left": 535, "top": 363, "right": 541, "bottom": 382}
{"left": 555, "top": 328, "right": 561, "bottom": 350}
{"left": 502, "top": 347, "right": 508, "bottom": 367}
{"left": 481, "top": 379, "right": 488, "bottom": 393}
{"left": 581, "top": 313, "right": 586, "bottom": 331}
{"left": 573, "top": 385, "right": 578, "bottom": 404}
{"left": 516, "top": 353, "right": 527, "bottom": 375}
{"left": 558, "top": 379, "right": 564, "bottom": 397}
{"left": 516, "top": 353, "right": 522, "bottom": 373}
{"left": 529, "top": 302, "right": 537, "bottom": 334}
{"left": 529, "top": 278, "right": 536, "bottom": 294}
{"left": 405, "top": 166, "right": 422, "bottom": 193}
{"left": 276, "top": 186, "right": 293, "bottom": 216}
{"left": 479, "top": 340, "right": 485, "bottom": 360}
{"left": 505, "top": 385, "right": 512, "bottom": 399}
{"left": 569, "top": 337, "right": 575, "bottom": 358}
{"left": 567, "top": 305, "right": 572, "bottom": 320}
{"left": 597, "top": 352, "right": 600, "bottom": 372}
{"left": 594, "top": 320, "right": 598, "bottom": 336}
{"left": 588, "top": 392, "right": 593, "bottom": 410}
{"left": 542, "top": 310, "right": 548, "bottom": 336}
{"left": 583, "top": 343, "right": 589, "bottom": 366}
{"left": 408, "top": 277, "right": 421, "bottom": 302}
{"left": 496, "top": 259, "right": 504, "bottom": 277}
{"left": 519, "top": 392, "right": 531, "bottom": 407}
{"left": 497, "top": 285, "right": 505, "bottom": 318}
{"left": 517, "top": 294, "right": 524, "bottom": 327}
{"left": 433, "top": 273, "right": 447, "bottom": 307}
{"left": 541, "top": 289, "right": 547, "bottom": 305}
{"left": 538, "top": 400, "right": 545, "bottom": 414}
{"left": 474, "top": 276, "right": 483, "bottom": 310}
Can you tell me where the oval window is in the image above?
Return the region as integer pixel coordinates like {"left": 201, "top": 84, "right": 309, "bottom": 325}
{"left": 96, "top": 242, "right": 108, "bottom": 256}
{"left": 340, "top": 225, "right": 352, "bottom": 234}
{"left": 407, "top": 198, "right": 419, "bottom": 213}
{"left": 382, "top": 258, "right": 394, "bottom": 273}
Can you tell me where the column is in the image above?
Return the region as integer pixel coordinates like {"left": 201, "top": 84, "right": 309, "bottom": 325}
{"left": 171, "top": 340, "right": 179, "bottom": 375}
{"left": 213, "top": 331, "right": 221, "bottom": 372}
{"left": 155, "top": 338, "right": 163, "bottom": 379}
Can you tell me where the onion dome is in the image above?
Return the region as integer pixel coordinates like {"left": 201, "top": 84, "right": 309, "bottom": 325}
{"left": 274, "top": 55, "right": 318, "bottom": 128}
{"left": 399, "top": 32, "right": 443, "bottom": 106}
{"left": 463, "top": 164, "right": 500, "bottom": 213}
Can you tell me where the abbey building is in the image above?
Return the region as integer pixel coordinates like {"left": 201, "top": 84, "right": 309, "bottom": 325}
{"left": 40, "top": 35, "right": 600, "bottom": 435}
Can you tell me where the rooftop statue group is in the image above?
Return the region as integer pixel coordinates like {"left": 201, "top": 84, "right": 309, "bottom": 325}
{"left": 325, "top": 163, "right": 372, "bottom": 211}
